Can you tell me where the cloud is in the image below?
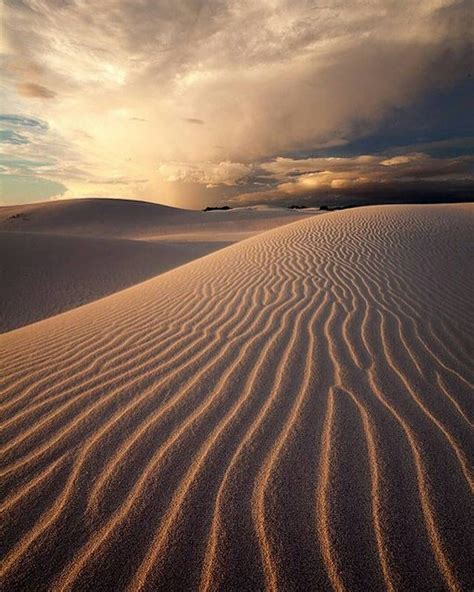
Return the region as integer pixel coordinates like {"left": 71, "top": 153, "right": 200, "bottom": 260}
{"left": 229, "top": 153, "right": 474, "bottom": 206}
{"left": 0, "top": 130, "right": 30, "bottom": 145}
{"left": 380, "top": 156, "right": 415, "bottom": 166}
{"left": 0, "top": 114, "right": 98, "bottom": 187}
{"left": 85, "top": 176, "right": 148, "bottom": 185}
{"left": 158, "top": 161, "right": 252, "bottom": 187}
{"left": 1, "top": 1, "right": 472, "bottom": 206}
{"left": 16, "top": 82, "right": 57, "bottom": 99}
{"left": 0, "top": 114, "right": 49, "bottom": 132}
{"left": 184, "top": 118, "right": 205, "bottom": 125}
{"left": 3, "top": 1, "right": 471, "bottom": 161}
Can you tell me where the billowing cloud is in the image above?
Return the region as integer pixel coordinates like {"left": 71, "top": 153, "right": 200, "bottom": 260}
{"left": 158, "top": 161, "right": 252, "bottom": 187}
{"left": 0, "top": 0, "right": 472, "bottom": 206}
{"left": 230, "top": 153, "right": 474, "bottom": 206}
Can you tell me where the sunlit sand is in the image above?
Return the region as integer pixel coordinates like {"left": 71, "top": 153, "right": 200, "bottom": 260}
{"left": 0, "top": 198, "right": 313, "bottom": 332}
{"left": 0, "top": 204, "right": 472, "bottom": 591}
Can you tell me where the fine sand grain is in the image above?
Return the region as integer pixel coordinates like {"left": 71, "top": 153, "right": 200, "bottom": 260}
{"left": 0, "top": 204, "right": 472, "bottom": 591}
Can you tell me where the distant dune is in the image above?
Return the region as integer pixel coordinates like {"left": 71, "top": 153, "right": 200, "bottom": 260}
{"left": 0, "top": 198, "right": 314, "bottom": 240}
{"left": 0, "top": 205, "right": 472, "bottom": 591}
{"left": 0, "top": 198, "right": 186, "bottom": 239}
{"left": 0, "top": 198, "right": 312, "bottom": 332}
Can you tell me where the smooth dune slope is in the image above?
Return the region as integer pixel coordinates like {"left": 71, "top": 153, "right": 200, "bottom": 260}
{"left": 0, "top": 204, "right": 472, "bottom": 592}
{"left": 0, "top": 232, "right": 230, "bottom": 333}
{"left": 0, "top": 198, "right": 187, "bottom": 238}
{"left": 0, "top": 198, "right": 312, "bottom": 332}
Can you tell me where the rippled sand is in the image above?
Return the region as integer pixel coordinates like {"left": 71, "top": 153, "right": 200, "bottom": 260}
{"left": 0, "top": 198, "right": 312, "bottom": 332}
{"left": 0, "top": 204, "right": 472, "bottom": 591}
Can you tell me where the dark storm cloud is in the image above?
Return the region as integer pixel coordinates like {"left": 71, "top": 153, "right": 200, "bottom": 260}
{"left": 230, "top": 153, "right": 474, "bottom": 206}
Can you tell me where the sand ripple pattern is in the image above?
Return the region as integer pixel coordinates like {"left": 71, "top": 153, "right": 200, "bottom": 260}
{"left": 1, "top": 205, "right": 472, "bottom": 591}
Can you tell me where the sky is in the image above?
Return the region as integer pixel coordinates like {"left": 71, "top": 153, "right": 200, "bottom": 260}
{"left": 0, "top": 0, "right": 472, "bottom": 209}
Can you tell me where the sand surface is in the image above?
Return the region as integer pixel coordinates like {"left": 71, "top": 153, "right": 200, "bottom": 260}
{"left": 0, "top": 199, "right": 313, "bottom": 332}
{"left": 0, "top": 204, "right": 472, "bottom": 591}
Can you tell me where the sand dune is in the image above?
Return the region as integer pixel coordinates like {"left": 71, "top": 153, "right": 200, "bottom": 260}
{"left": 0, "top": 198, "right": 186, "bottom": 239}
{"left": 0, "top": 198, "right": 312, "bottom": 332}
{"left": 0, "top": 232, "right": 232, "bottom": 333}
{"left": 0, "top": 198, "right": 314, "bottom": 240}
{"left": 0, "top": 204, "right": 472, "bottom": 591}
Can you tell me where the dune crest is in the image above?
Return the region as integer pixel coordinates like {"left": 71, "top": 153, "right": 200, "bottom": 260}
{"left": 0, "top": 204, "right": 472, "bottom": 591}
